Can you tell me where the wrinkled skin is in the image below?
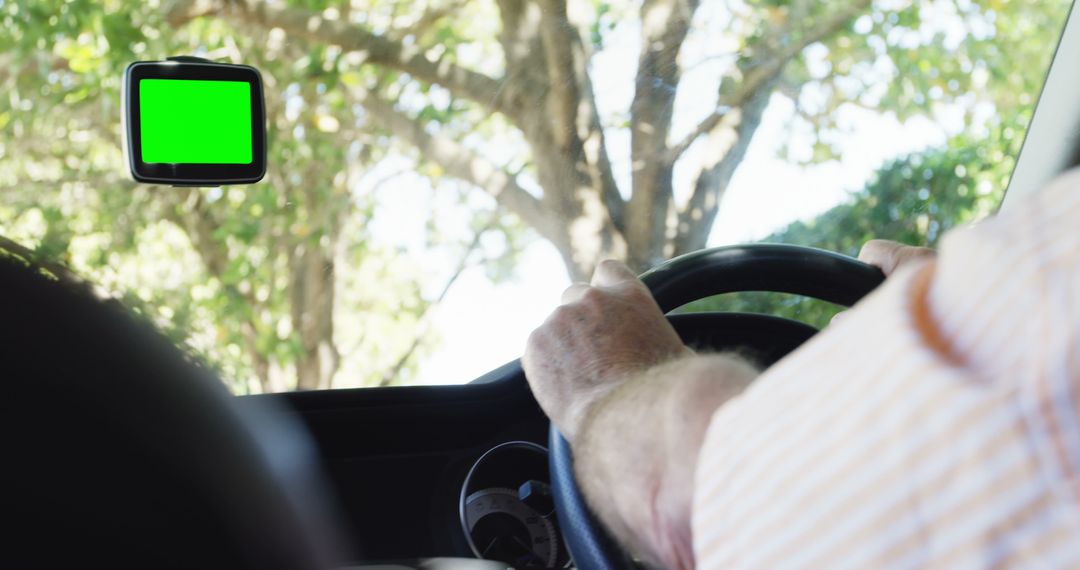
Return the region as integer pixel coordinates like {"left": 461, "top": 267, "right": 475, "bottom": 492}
{"left": 523, "top": 259, "right": 692, "bottom": 442}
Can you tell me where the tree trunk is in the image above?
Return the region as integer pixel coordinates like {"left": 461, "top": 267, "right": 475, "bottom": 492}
{"left": 289, "top": 243, "right": 341, "bottom": 390}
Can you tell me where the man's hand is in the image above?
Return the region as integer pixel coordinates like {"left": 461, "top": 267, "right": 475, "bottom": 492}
{"left": 831, "top": 240, "right": 937, "bottom": 325}
{"left": 522, "top": 259, "right": 690, "bottom": 444}
{"left": 522, "top": 259, "right": 751, "bottom": 569}
{"left": 858, "top": 239, "right": 936, "bottom": 277}
{"left": 520, "top": 243, "right": 935, "bottom": 568}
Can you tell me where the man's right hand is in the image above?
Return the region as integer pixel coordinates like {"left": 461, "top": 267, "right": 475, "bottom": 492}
{"left": 858, "top": 239, "right": 936, "bottom": 277}
{"left": 831, "top": 240, "right": 936, "bottom": 325}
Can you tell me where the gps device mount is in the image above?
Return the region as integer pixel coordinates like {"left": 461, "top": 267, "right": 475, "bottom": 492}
{"left": 123, "top": 56, "right": 267, "bottom": 186}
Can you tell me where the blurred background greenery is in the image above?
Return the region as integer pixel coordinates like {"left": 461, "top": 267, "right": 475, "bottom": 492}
{"left": 0, "top": 0, "right": 1069, "bottom": 392}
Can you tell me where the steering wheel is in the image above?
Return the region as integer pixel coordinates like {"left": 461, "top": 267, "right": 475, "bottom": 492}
{"left": 546, "top": 244, "right": 886, "bottom": 570}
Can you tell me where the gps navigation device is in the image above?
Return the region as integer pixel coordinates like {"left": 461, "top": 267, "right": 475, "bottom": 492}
{"left": 123, "top": 58, "right": 266, "bottom": 186}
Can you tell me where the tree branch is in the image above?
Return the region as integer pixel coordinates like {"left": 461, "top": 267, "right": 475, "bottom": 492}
{"left": 667, "top": 0, "right": 872, "bottom": 163}
{"left": 492, "top": 0, "right": 562, "bottom": 145}
{"left": 674, "top": 83, "right": 774, "bottom": 255}
{"left": 667, "top": 105, "right": 729, "bottom": 162}
{"left": 164, "top": 0, "right": 514, "bottom": 118}
{"left": 534, "top": 0, "right": 626, "bottom": 231}
{"left": 537, "top": 0, "right": 581, "bottom": 152}
{"left": 161, "top": 189, "right": 275, "bottom": 392}
{"left": 406, "top": 0, "right": 469, "bottom": 43}
{"left": 626, "top": 0, "right": 701, "bottom": 265}
{"left": 739, "top": 0, "right": 872, "bottom": 103}
{"left": 671, "top": 0, "right": 874, "bottom": 254}
{"left": 375, "top": 213, "right": 497, "bottom": 387}
{"left": 357, "top": 91, "right": 565, "bottom": 245}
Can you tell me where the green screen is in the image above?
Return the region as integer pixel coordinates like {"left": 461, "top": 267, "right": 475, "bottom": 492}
{"left": 139, "top": 79, "right": 252, "bottom": 164}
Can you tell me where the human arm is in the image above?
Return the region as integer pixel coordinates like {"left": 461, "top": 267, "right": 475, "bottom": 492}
{"left": 522, "top": 242, "right": 929, "bottom": 568}
{"left": 522, "top": 260, "right": 758, "bottom": 569}
{"left": 570, "top": 353, "right": 758, "bottom": 569}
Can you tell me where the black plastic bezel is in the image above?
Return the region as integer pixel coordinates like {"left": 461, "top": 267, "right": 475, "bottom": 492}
{"left": 123, "top": 61, "right": 267, "bottom": 186}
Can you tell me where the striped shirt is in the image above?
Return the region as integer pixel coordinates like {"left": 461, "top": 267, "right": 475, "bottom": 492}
{"left": 692, "top": 170, "right": 1080, "bottom": 569}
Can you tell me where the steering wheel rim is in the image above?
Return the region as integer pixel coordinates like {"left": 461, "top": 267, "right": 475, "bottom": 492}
{"left": 547, "top": 244, "right": 885, "bottom": 570}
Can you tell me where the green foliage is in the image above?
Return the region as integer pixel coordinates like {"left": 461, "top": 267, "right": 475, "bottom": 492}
{"left": 772, "top": 0, "right": 1069, "bottom": 163}
{"left": 673, "top": 0, "right": 1067, "bottom": 328}
{"left": 0, "top": 0, "right": 1070, "bottom": 390}
{"left": 0, "top": 0, "right": 508, "bottom": 392}
{"left": 679, "top": 125, "right": 1019, "bottom": 328}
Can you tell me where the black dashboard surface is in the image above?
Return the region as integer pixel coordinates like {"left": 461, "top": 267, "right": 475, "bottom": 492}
{"left": 250, "top": 310, "right": 821, "bottom": 563}
{"left": 253, "top": 362, "right": 548, "bottom": 561}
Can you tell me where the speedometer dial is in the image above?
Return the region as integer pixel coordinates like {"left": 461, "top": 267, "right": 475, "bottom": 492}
{"left": 464, "top": 488, "right": 559, "bottom": 567}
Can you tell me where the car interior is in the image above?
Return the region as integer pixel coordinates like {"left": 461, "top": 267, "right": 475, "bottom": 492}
{"left": 4, "top": 2, "right": 1080, "bottom": 569}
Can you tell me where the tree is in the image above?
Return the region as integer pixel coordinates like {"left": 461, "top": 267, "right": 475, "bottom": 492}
{"left": 164, "top": 0, "right": 1067, "bottom": 280}
{"left": 0, "top": 0, "right": 1069, "bottom": 391}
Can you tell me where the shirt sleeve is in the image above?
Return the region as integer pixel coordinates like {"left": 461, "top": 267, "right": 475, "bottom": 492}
{"left": 692, "top": 170, "right": 1080, "bottom": 569}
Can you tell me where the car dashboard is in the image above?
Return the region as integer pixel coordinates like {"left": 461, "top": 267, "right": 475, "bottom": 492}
{"left": 266, "top": 361, "right": 572, "bottom": 567}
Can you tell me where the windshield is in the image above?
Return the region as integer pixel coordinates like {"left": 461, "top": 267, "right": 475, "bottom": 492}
{"left": 0, "top": 0, "right": 1070, "bottom": 393}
